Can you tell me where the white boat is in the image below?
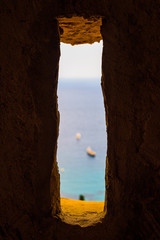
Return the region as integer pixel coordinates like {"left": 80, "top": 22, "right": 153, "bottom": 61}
{"left": 86, "top": 147, "right": 96, "bottom": 157}
{"left": 76, "top": 133, "right": 81, "bottom": 140}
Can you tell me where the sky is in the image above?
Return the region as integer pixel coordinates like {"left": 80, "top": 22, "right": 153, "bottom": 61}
{"left": 59, "top": 41, "right": 103, "bottom": 80}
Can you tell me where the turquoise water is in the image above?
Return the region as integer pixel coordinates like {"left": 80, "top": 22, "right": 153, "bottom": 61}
{"left": 57, "top": 79, "right": 107, "bottom": 201}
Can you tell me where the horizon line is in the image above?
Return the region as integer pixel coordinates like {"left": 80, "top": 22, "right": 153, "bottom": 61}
{"left": 58, "top": 77, "right": 102, "bottom": 81}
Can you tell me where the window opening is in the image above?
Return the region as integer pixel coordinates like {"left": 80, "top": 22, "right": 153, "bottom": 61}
{"left": 57, "top": 40, "right": 107, "bottom": 225}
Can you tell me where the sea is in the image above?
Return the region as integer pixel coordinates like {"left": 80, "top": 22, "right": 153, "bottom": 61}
{"left": 57, "top": 79, "right": 107, "bottom": 201}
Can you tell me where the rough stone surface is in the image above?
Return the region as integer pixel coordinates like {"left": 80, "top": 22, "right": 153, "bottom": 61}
{"left": 60, "top": 198, "right": 104, "bottom": 227}
{"left": 1, "top": 1, "right": 60, "bottom": 239}
{"left": 1, "top": 0, "right": 160, "bottom": 239}
{"left": 58, "top": 16, "right": 102, "bottom": 45}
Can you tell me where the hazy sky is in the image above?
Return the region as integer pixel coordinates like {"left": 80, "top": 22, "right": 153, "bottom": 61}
{"left": 59, "top": 41, "right": 103, "bottom": 80}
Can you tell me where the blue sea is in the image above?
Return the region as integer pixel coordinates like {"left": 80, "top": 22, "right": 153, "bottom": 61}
{"left": 57, "top": 79, "right": 107, "bottom": 201}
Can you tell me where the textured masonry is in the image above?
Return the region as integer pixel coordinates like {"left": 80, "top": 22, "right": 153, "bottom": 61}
{"left": 1, "top": 1, "right": 160, "bottom": 239}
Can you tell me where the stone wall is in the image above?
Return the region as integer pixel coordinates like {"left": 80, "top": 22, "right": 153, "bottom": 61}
{"left": 0, "top": 0, "right": 160, "bottom": 239}
{"left": 101, "top": 3, "right": 160, "bottom": 237}
{"left": 58, "top": 16, "right": 102, "bottom": 45}
{"left": 0, "top": 2, "right": 60, "bottom": 239}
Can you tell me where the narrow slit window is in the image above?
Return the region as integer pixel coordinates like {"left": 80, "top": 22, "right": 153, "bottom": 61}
{"left": 57, "top": 41, "right": 106, "bottom": 201}
{"left": 57, "top": 17, "right": 107, "bottom": 226}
